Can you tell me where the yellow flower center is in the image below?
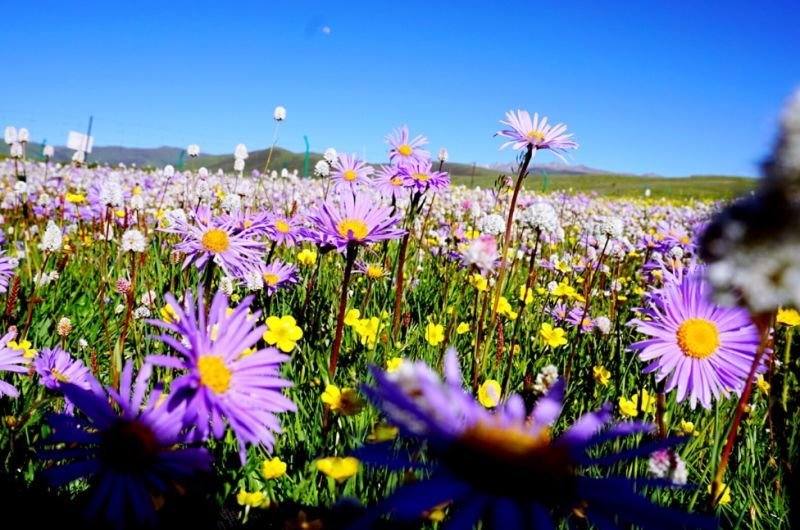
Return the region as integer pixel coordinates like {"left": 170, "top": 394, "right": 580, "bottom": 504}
{"left": 201, "top": 228, "right": 230, "bottom": 253}
{"left": 676, "top": 318, "right": 720, "bottom": 359}
{"left": 527, "top": 130, "right": 545, "bottom": 141}
{"left": 343, "top": 170, "right": 357, "bottom": 181}
{"left": 390, "top": 176, "right": 403, "bottom": 186}
{"left": 337, "top": 219, "right": 369, "bottom": 240}
{"left": 365, "top": 265, "right": 384, "bottom": 279}
{"left": 263, "top": 273, "right": 280, "bottom": 286}
{"left": 397, "top": 144, "right": 412, "bottom": 156}
{"left": 274, "top": 219, "right": 291, "bottom": 233}
{"left": 411, "top": 173, "right": 430, "bottom": 182}
{"left": 197, "top": 355, "right": 232, "bottom": 394}
{"left": 50, "top": 369, "right": 69, "bottom": 383}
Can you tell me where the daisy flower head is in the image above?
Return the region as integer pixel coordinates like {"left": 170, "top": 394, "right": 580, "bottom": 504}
{"left": 39, "top": 362, "right": 212, "bottom": 527}
{"left": 497, "top": 110, "right": 578, "bottom": 161}
{"left": 0, "top": 329, "right": 28, "bottom": 398}
{"left": 386, "top": 125, "right": 430, "bottom": 165}
{"left": 307, "top": 192, "right": 405, "bottom": 253}
{"left": 356, "top": 349, "right": 713, "bottom": 529}
{"left": 147, "top": 288, "right": 296, "bottom": 461}
{"left": 269, "top": 212, "right": 304, "bottom": 247}
{"left": 32, "top": 346, "right": 93, "bottom": 414}
{"left": 330, "top": 153, "right": 374, "bottom": 194}
{"left": 259, "top": 260, "right": 300, "bottom": 295}
{"left": 628, "top": 266, "right": 765, "bottom": 409}
{"left": 398, "top": 159, "right": 449, "bottom": 193}
{"left": 0, "top": 250, "right": 18, "bottom": 293}
{"left": 163, "top": 207, "right": 266, "bottom": 278}
{"left": 373, "top": 164, "right": 408, "bottom": 201}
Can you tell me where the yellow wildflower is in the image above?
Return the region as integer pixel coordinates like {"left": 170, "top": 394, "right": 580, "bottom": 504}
{"left": 593, "top": 365, "right": 611, "bottom": 387}
{"left": 7, "top": 339, "right": 37, "bottom": 359}
{"left": 260, "top": 457, "right": 287, "bottom": 480}
{"left": 456, "top": 322, "right": 470, "bottom": 335}
{"left": 618, "top": 389, "right": 656, "bottom": 417}
{"left": 708, "top": 482, "right": 731, "bottom": 506}
{"left": 321, "top": 384, "right": 364, "bottom": 416}
{"left": 65, "top": 192, "right": 85, "bottom": 204}
{"left": 679, "top": 419, "right": 698, "bottom": 436}
{"left": 424, "top": 322, "right": 445, "bottom": 346}
{"left": 478, "top": 380, "right": 501, "bottom": 408}
{"left": 236, "top": 489, "right": 270, "bottom": 509}
{"left": 316, "top": 457, "right": 359, "bottom": 482}
{"left": 519, "top": 285, "right": 534, "bottom": 305}
{"left": 777, "top": 307, "right": 800, "bottom": 327}
{"left": 539, "top": 322, "right": 567, "bottom": 348}
{"left": 296, "top": 248, "right": 317, "bottom": 266}
{"left": 159, "top": 304, "right": 179, "bottom": 324}
{"left": 367, "top": 422, "right": 399, "bottom": 442}
{"left": 344, "top": 308, "right": 361, "bottom": 327}
{"left": 756, "top": 374, "right": 770, "bottom": 395}
{"left": 468, "top": 273, "right": 488, "bottom": 292}
{"left": 354, "top": 317, "right": 382, "bottom": 348}
{"left": 386, "top": 357, "right": 404, "bottom": 372}
{"left": 496, "top": 297, "right": 518, "bottom": 320}
{"left": 263, "top": 315, "right": 303, "bottom": 352}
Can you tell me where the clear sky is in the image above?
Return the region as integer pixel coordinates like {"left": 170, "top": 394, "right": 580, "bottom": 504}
{"left": 2, "top": 0, "right": 798, "bottom": 176}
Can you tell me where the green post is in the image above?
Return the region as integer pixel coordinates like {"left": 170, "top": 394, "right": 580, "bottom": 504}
{"left": 40, "top": 139, "right": 47, "bottom": 160}
{"left": 177, "top": 149, "right": 186, "bottom": 171}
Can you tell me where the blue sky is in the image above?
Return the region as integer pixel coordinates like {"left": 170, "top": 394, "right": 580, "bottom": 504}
{"left": 1, "top": 0, "right": 798, "bottom": 176}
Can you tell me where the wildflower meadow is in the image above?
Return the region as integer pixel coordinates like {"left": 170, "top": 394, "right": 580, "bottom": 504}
{"left": 1, "top": 97, "right": 799, "bottom": 530}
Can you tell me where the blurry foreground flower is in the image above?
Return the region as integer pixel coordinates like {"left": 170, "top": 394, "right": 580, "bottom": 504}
{"left": 39, "top": 362, "right": 212, "bottom": 526}
{"left": 356, "top": 349, "right": 713, "bottom": 529}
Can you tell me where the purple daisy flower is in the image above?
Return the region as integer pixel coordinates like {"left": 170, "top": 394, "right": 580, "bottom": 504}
{"left": 497, "top": 110, "right": 578, "bottom": 161}
{"left": 0, "top": 251, "right": 17, "bottom": 293}
{"left": 398, "top": 159, "right": 449, "bottom": 193}
{"left": 162, "top": 207, "right": 267, "bottom": 278}
{"left": 259, "top": 259, "right": 300, "bottom": 295}
{"left": 628, "top": 266, "right": 764, "bottom": 409}
{"left": 269, "top": 212, "right": 304, "bottom": 247}
{"left": 307, "top": 192, "right": 405, "bottom": 253}
{"left": 329, "top": 153, "right": 374, "bottom": 194}
{"left": 147, "top": 288, "right": 296, "bottom": 461}
{"left": 39, "top": 362, "right": 212, "bottom": 526}
{"left": 373, "top": 164, "right": 408, "bottom": 201}
{"left": 386, "top": 125, "right": 430, "bottom": 165}
{"left": 0, "top": 330, "right": 27, "bottom": 398}
{"left": 567, "top": 305, "right": 595, "bottom": 332}
{"left": 32, "top": 347, "right": 93, "bottom": 414}
{"left": 355, "top": 349, "right": 714, "bottom": 529}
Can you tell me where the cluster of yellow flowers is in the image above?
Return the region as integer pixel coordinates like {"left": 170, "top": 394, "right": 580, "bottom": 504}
{"left": 344, "top": 309, "right": 387, "bottom": 348}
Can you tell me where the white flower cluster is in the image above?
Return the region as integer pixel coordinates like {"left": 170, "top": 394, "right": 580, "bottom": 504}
{"left": 476, "top": 213, "right": 506, "bottom": 236}
{"left": 532, "top": 364, "right": 558, "bottom": 395}
{"left": 39, "top": 221, "right": 63, "bottom": 252}
{"left": 121, "top": 228, "right": 147, "bottom": 253}
{"left": 518, "top": 201, "right": 559, "bottom": 233}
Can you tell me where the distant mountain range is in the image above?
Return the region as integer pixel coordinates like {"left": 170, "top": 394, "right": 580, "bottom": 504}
{"left": 0, "top": 142, "right": 620, "bottom": 178}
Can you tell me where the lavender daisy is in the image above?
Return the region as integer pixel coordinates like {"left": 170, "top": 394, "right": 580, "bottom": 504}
{"left": 628, "top": 266, "right": 764, "bottom": 409}
{"left": 386, "top": 125, "right": 430, "bottom": 165}
{"left": 147, "top": 288, "right": 296, "bottom": 461}
{"left": 162, "top": 206, "right": 267, "bottom": 277}
{"left": 0, "top": 330, "right": 27, "bottom": 398}
{"left": 39, "top": 362, "right": 212, "bottom": 526}
{"left": 373, "top": 164, "right": 408, "bottom": 201}
{"left": 260, "top": 259, "right": 300, "bottom": 295}
{"left": 32, "top": 347, "right": 93, "bottom": 414}
{"left": 356, "top": 349, "right": 713, "bottom": 529}
{"left": 399, "top": 159, "right": 449, "bottom": 193}
{"left": 307, "top": 192, "right": 405, "bottom": 253}
{"left": 0, "top": 250, "right": 17, "bottom": 293}
{"left": 497, "top": 110, "right": 578, "bottom": 161}
{"left": 269, "top": 212, "right": 304, "bottom": 247}
{"left": 330, "top": 153, "right": 374, "bottom": 194}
